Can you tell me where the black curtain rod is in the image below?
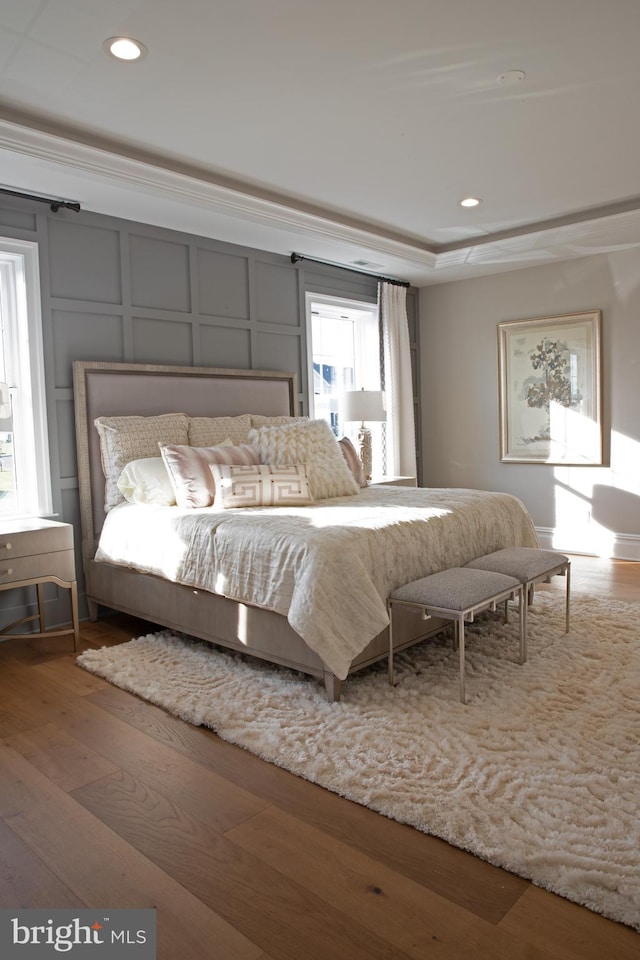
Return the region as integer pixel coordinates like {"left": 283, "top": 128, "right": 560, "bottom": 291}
{"left": 290, "top": 252, "right": 410, "bottom": 288}
{"left": 0, "top": 187, "right": 81, "bottom": 213}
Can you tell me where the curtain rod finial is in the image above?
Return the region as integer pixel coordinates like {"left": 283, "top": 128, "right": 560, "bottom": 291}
{"left": 0, "top": 187, "right": 80, "bottom": 213}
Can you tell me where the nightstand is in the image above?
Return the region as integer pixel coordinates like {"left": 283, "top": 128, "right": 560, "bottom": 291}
{"left": 0, "top": 518, "right": 79, "bottom": 650}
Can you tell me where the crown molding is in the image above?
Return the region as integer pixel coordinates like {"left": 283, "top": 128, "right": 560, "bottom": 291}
{"left": 3, "top": 118, "right": 640, "bottom": 285}
{"left": 433, "top": 206, "right": 640, "bottom": 272}
{"left": 0, "top": 118, "right": 437, "bottom": 271}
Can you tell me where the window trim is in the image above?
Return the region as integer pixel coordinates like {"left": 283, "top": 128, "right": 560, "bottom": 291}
{"left": 306, "top": 291, "right": 388, "bottom": 477}
{"left": 0, "top": 236, "right": 53, "bottom": 518}
{"left": 305, "top": 292, "right": 379, "bottom": 418}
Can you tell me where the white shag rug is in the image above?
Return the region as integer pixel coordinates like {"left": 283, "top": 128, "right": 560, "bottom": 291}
{"left": 77, "top": 592, "right": 640, "bottom": 931}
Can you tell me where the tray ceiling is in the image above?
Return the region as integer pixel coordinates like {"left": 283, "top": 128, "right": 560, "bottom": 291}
{"left": 2, "top": 0, "right": 640, "bottom": 285}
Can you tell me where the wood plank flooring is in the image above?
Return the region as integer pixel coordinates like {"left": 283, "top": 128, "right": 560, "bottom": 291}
{"left": 1, "top": 554, "right": 638, "bottom": 959}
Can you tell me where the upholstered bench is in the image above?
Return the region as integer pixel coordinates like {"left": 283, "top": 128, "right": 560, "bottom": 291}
{"left": 387, "top": 567, "right": 524, "bottom": 704}
{"left": 465, "top": 547, "right": 570, "bottom": 641}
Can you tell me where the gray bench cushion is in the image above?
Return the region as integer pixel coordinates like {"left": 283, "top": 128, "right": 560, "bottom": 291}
{"left": 466, "top": 547, "right": 569, "bottom": 581}
{"left": 390, "top": 567, "right": 520, "bottom": 612}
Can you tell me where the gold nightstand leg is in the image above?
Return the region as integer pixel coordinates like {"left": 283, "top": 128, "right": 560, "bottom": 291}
{"left": 70, "top": 580, "right": 80, "bottom": 651}
{"left": 0, "top": 577, "right": 80, "bottom": 648}
{"left": 36, "top": 581, "right": 46, "bottom": 633}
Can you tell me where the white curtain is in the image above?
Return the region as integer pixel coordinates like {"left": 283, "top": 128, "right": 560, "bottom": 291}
{"left": 379, "top": 281, "right": 417, "bottom": 479}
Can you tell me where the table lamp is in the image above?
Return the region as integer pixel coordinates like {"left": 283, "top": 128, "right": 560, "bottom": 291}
{"left": 341, "top": 388, "right": 386, "bottom": 481}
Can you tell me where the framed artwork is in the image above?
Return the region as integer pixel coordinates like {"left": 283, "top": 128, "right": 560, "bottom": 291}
{"left": 498, "top": 310, "right": 602, "bottom": 464}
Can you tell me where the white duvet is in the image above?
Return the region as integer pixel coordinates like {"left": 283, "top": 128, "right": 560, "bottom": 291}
{"left": 95, "top": 485, "right": 539, "bottom": 679}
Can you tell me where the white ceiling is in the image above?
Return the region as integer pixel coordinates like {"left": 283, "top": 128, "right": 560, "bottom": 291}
{"left": 2, "top": 0, "right": 640, "bottom": 286}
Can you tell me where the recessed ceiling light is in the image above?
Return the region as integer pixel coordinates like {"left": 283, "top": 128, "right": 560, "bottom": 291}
{"left": 103, "top": 37, "right": 147, "bottom": 61}
{"left": 459, "top": 197, "right": 482, "bottom": 208}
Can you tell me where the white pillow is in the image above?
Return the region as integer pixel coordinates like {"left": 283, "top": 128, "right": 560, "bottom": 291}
{"left": 211, "top": 463, "right": 314, "bottom": 509}
{"left": 248, "top": 419, "right": 359, "bottom": 500}
{"left": 117, "top": 457, "right": 176, "bottom": 506}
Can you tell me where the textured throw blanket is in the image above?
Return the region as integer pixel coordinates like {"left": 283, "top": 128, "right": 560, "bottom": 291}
{"left": 96, "top": 485, "right": 538, "bottom": 678}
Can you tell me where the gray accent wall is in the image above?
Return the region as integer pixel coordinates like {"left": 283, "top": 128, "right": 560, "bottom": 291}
{"left": 420, "top": 252, "right": 640, "bottom": 559}
{"left": 0, "top": 195, "right": 420, "bottom": 628}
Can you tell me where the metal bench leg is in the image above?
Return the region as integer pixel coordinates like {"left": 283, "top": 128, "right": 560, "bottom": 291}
{"left": 565, "top": 563, "right": 571, "bottom": 633}
{"left": 458, "top": 617, "right": 466, "bottom": 704}
{"left": 522, "top": 582, "right": 530, "bottom": 654}
{"left": 518, "top": 585, "right": 527, "bottom": 663}
{"left": 388, "top": 601, "right": 395, "bottom": 685}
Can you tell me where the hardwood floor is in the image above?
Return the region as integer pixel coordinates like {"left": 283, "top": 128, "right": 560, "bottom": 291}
{"left": 1, "top": 555, "right": 638, "bottom": 959}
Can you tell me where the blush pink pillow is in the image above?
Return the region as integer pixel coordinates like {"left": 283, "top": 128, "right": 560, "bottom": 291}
{"left": 159, "top": 443, "right": 260, "bottom": 508}
{"left": 338, "top": 436, "right": 367, "bottom": 488}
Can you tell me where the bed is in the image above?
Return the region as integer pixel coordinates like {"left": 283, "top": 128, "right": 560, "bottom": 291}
{"left": 73, "top": 360, "right": 539, "bottom": 700}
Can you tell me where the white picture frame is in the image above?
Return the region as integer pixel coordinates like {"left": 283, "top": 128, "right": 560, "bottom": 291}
{"left": 498, "top": 310, "right": 602, "bottom": 465}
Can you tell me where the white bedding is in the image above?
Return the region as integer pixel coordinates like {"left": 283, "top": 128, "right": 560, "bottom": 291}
{"left": 95, "top": 485, "right": 539, "bottom": 679}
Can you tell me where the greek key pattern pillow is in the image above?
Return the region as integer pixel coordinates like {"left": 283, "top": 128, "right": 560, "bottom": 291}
{"left": 210, "top": 463, "right": 314, "bottom": 509}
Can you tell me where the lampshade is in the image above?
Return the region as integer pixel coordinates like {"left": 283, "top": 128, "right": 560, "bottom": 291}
{"left": 340, "top": 389, "right": 386, "bottom": 424}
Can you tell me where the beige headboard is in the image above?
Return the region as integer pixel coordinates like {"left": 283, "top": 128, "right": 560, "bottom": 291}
{"left": 73, "top": 361, "right": 297, "bottom": 555}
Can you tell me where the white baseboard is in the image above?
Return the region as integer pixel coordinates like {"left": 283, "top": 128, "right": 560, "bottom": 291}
{"left": 535, "top": 527, "right": 640, "bottom": 561}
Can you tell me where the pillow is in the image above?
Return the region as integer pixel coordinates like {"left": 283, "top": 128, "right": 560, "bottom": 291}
{"left": 249, "top": 414, "right": 308, "bottom": 429}
{"left": 248, "top": 419, "right": 359, "bottom": 500}
{"left": 338, "top": 436, "right": 367, "bottom": 488}
{"left": 94, "top": 413, "right": 189, "bottom": 512}
{"left": 160, "top": 442, "right": 260, "bottom": 508}
{"left": 117, "top": 457, "right": 176, "bottom": 506}
{"left": 211, "top": 463, "right": 314, "bottom": 509}
{"left": 188, "top": 415, "right": 252, "bottom": 447}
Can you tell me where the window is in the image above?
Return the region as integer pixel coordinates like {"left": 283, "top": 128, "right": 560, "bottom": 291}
{"left": 0, "top": 237, "right": 52, "bottom": 518}
{"left": 306, "top": 293, "right": 385, "bottom": 477}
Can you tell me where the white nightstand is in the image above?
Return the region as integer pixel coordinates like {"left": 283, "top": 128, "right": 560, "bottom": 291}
{"left": 0, "top": 518, "right": 79, "bottom": 649}
{"left": 371, "top": 476, "right": 417, "bottom": 487}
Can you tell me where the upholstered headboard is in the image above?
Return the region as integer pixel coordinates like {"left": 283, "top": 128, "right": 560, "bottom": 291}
{"left": 73, "top": 361, "right": 297, "bottom": 555}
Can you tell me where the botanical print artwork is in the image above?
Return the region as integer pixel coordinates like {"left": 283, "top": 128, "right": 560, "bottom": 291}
{"left": 498, "top": 312, "right": 602, "bottom": 464}
{"left": 519, "top": 335, "right": 582, "bottom": 444}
